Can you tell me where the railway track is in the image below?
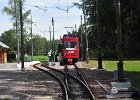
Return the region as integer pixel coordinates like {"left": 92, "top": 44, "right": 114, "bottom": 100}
{"left": 65, "top": 64, "right": 95, "bottom": 100}
{"left": 33, "top": 63, "right": 68, "bottom": 100}
{"left": 33, "top": 63, "right": 95, "bottom": 100}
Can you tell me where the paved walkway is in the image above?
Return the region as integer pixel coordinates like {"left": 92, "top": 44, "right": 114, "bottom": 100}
{"left": 0, "top": 63, "right": 18, "bottom": 70}
{"left": 0, "top": 62, "right": 42, "bottom": 100}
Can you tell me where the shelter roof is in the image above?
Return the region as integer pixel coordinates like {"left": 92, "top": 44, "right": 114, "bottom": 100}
{"left": 0, "top": 42, "right": 9, "bottom": 48}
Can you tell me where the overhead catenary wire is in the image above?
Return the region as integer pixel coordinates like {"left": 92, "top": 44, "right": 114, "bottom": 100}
{"left": 24, "top": 0, "right": 62, "bottom": 11}
{"left": 24, "top": 1, "right": 72, "bottom": 34}
{"left": 23, "top": 4, "right": 48, "bottom": 11}
{"left": 23, "top": 3, "right": 48, "bottom": 23}
{"left": 23, "top": 0, "right": 81, "bottom": 40}
{"left": 55, "top": 0, "right": 76, "bottom": 32}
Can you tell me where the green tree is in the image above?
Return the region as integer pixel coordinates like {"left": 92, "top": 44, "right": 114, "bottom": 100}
{"left": 30, "top": 35, "right": 47, "bottom": 56}
{"left": 0, "top": 29, "right": 28, "bottom": 54}
{"left": 44, "top": 39, "right": 60, "bottom": 56}
{"left": 2, "top": 0, "right": 31, "bottom": 59}
{"left": 120, "top": 0, "right": 140, "bottom": 58}
{"left": 2, "top": 0, "right": 31, "bottom": 28}
{"left": 0, "top": 29, "right": 17, "bottom": 62}
{"left": 75, "top": 0, "right": 140, "bottom": 59}
{"left": 0, "top": 29, "right": 16, "bottom": 51}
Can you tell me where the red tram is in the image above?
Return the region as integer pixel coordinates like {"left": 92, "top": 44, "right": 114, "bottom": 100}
{"left": 58, "top": 33, "right": 79, "bottom": 65}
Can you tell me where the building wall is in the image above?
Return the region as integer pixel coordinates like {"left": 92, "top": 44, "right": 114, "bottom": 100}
{"left": 0, "top": 48, "right": 7, "bottom": 63}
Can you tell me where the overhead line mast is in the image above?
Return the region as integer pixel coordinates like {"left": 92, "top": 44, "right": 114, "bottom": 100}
{"left": 31, "top": 14, "right": 33, "bottom": 61}
{"left": 83, "top": 1, "right": 89, "bottom": 63}
{"left": 116, "top": 0, "right": 124, "bottom": 81}
{"left": 19, "top": 0, "right": 25, "bottom": 71}
{"left": 96, "top": 0, "right": 103, "bottom": 69}
{"left": 80, "top": 15, "right": 83, "bottom": 61}
{"left": 14, "top": 0, "right": 20, "bottom": 64}
{"left": 52, "top": 17, "right": 55, "bottom": 65}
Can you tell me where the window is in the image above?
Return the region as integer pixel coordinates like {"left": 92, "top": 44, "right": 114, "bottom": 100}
{"left": 63, "top": 42, "right": 78, "bottom": 50}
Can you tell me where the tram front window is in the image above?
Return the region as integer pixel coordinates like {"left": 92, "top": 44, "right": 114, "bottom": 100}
{"left": 63, "top": 42, "right": 77, "bottom": 50}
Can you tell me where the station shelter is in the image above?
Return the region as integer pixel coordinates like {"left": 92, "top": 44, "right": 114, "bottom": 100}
{"left": 0, "top": 42, "right": 9, "bottom": 64}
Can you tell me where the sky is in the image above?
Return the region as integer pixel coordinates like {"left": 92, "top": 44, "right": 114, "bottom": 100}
{"left": 0, "top": 0, "right": 82, "bottom": 40}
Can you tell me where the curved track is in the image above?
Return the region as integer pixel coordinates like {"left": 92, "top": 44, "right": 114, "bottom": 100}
{"left": 33, "top": 64, "right": 68, "bottom": 100}
{"left": 33, "top": 63, "right": 95, "bottom": 100}
{"left": 64, "top": 64, "right": 95, "bottom": 100}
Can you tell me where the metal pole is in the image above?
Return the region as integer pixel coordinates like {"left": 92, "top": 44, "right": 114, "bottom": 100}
{"left": 49, "top": 25, "right": 52, "bottom": 62}
{"left": 14, "top": 0, "right": 20, "bottom": 64}
{"left": 19, "top": 0, "right": 25, "bottom": 71}
{"left": 52, "top": 17, "right": 55, "bottom": 64}
{"left": 31, "top": 15, "right": 33, "bottom": 61}
{"left": 80, "top": 15, "right": 83, "bottom": 61}
{"left": 116, "top": 0, "right": 124, "bottom": 81}
{"left": 96, "top": 0, "right": 103, "bottom": 69}
{"left": 83, "top": 3, "right": 89, "bottom": 63}
{"left": 49, "top": 25, "right": 52, "bottom": 49}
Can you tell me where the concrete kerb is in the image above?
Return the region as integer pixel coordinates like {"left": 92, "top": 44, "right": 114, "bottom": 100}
{"left": 0, "top": 61, "right": 41, "bottom": 71}
{"left": 17, "top": 61, "right": 41, "bottom": 70}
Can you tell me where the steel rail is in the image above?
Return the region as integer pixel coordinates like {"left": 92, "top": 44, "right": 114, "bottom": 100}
{"left": 64, "top": 65, "right": 70, "bottom": 93}
{"left": 74, "top": 64, "right": 95, "bottom": 100}
{"left": 42, "top": 65, "right": 95, "bottom": 100}
{"left": 33, "top": 64, "right": 69, "bottom": 100}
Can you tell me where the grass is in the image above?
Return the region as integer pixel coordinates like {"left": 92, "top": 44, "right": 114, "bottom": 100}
{"left": 82, "top": 60, "right": 140, "bottom": 71}
{"left": 82, "top": 60, "right": 140, "bottom": 89}
{"left": 27, "top": 56, "right": 49, "bottom": 62}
